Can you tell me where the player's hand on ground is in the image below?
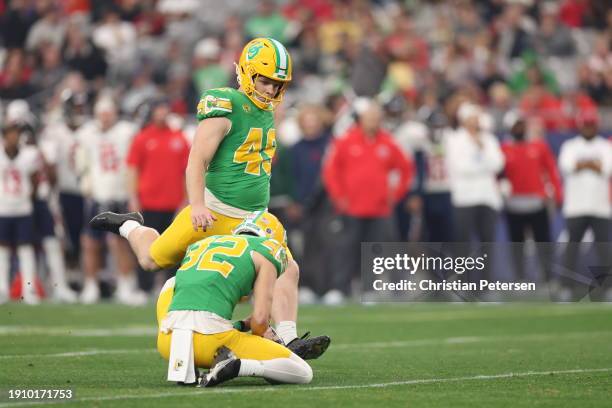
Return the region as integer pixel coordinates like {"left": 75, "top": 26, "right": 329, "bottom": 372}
{"left": 190, "top": 204, "right": 217, "bottom": 231}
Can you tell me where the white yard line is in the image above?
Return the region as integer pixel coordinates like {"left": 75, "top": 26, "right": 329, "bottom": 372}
{"left": 331, "top": 330, "right": 612, "bottom": 350}
{"left": 2, "top": 303, "right": 610, "bottom": 336}
{"left": 2, "top": 330, "right": 610, "bottom": 359}
{"left": 0, "top": 349, "right": 157, "bottom": 359}
{"left": 0, "top": 326, "right": 156, "bottom": 337}
{"left": 0, "top": 367, "right": 610, "bottom": 407}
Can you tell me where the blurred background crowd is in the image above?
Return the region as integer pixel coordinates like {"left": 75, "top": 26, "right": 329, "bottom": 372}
{"left": 0, "top": 0, "right": 611, "bottom": 305}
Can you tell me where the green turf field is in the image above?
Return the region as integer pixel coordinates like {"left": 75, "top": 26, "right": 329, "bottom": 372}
{"left": 1, "top": 302, "right": 611, "bottom": 407}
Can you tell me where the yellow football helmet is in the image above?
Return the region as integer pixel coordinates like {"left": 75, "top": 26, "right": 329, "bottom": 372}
{"left": 232, "top": 210, "right": 287, "bottom": 245}
{"left": 233, "top": 210, "right": 288, "bottom": 273}
{"left": 236, "top": 37, "right": 292, "bottom": 110}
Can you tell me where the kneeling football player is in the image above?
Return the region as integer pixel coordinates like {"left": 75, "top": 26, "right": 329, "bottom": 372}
{"left": 156, "top": 219, "right": 313, "bottom": 386}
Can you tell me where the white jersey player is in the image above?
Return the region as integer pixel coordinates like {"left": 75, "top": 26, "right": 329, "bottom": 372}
{"left": 34, "top": 133, "right": 78, "bottom": 303}
{"left": 40, "top": 92, "right": 90, "bottom": 265}
{"left": 6, "top": 99, "right": 78, "bottom": 303}
{"left": 0, "top": 124, "right": 41, "bottom": 304}
{"left": 76, "top": 96, "right": 146, "bottom": 305}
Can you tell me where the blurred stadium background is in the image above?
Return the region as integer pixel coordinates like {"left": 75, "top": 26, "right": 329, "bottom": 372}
{"left": 0, "top": 0, "right": 611, "bottom": 306}
{"left": 1, "top": 1, "right": 612, "bottom": 405}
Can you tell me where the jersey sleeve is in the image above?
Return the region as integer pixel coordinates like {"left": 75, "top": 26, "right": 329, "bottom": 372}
{"left": 196, "top": 88, "right": 235, "bottom": 122}
{"left": 255, "top": 238, "right": 288, "bottom": 277}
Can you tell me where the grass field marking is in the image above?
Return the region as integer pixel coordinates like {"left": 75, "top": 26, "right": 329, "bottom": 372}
{"left": 3, "top": 302, "right": 611, "bottom": 332}
{"left": 0, "top": 367, "right": 610, "bottom": 407}
{"left": 331, "top": 330, "right": 612, "bottom": 350}
{"left": 2, "top": 329, "right": 611, "bottom": 359}
{"left": 0, "top": 349, "right": 158, "bottom": 359}
{"left": 0, "top": 326, "right": 156, "bottom": 337}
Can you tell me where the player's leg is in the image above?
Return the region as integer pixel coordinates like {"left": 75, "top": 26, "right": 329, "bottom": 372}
{"left": 16, "top": 215, "right": 38, "bottom": 305}
{"left": 265, "top": 213, "right": 330, "bottom": 359}
{"left": 0, "top": 217, "right": 12, "bottom": 303}
{"left": 88, "top": 207, "right": 156, "bottom": 270}
{"left": 43, "top": 235, "right": 77, "bottom": 302}
{"left": 90, "top": 207, "right": 239, "bottom": 271}
{"left": 121, "top": 223, "right": 161, "bottom": 271}
{"left": 156, "top": 276, "right": 222, "bottom": 367}
{"left": 0, "top": 243, "right": 9, "bottom": 304}
{"left": 156, "top": 278, "right": 226, "bottom": 380}
{"left": 80, "top": 201, "right": 106, "bottom": 303}
{"left": 80, "top": 233, "right": 102, "bottom": 303}
{"left": 271, "top": 258, "right": 299, "bottom": 340}
{"left": 58, "top": 192, "right": 85, "bottom": 265}
{"left": 201, "top": 331, "right": 312, "bottom": 387}
{"left": 80, "top": 203, "right": 105, "bottom": 303}
{"left": 271, "top": 259, "right": 332, "bottom": 359}
{"left": 156, "top": 276, "right": 175, "bottom": 360}
{"left": 108, "top": 234, "right": 146, "bottom": 305}
{"left": 35, "top": 200, "right": 77, "bottom": 302}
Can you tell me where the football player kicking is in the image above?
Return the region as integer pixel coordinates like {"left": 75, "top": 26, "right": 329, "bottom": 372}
{"left": 156, "top": 217, "right": 312, "bottom": 387}
{"left": 91, "top": 37, "right": 329, "bottom": 359}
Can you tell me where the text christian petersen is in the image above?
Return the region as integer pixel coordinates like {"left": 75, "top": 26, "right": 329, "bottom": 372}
{"left": 370, "top": 254, "right": 536, "bottom": 292}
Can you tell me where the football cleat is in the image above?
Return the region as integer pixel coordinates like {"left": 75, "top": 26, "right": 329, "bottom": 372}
{"left": 79, "top": 279, "right": 100, "bottom": 304}
{"left": 287, "top": 332, "right": 331, "bottom": 360}
{"left": 89, "top": 212, "right": 144, "bottom": 235}
{"left": 198, "top": 346, "right": 241, "bottom": 388}
{"left": 52, "top": 285, "right": 78, "bottom": 304}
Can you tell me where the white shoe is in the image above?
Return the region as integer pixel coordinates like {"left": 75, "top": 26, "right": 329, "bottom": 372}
{"left": 321, "top": 289, "right": 346, "bottom": 306}
{"left": 53, "top": 285, "right": 78, "bottom": 303}
{"left": 115, "top": 285, "right": 148, "bottom": 306}
{"left": 298, "top": 287, "right": 317, "bottom": 305}
{"left": 22, "top": 291, "right": 41, "bottom": 305}
{"left": 80, "top": 280, "right": 100, "bottom": 304}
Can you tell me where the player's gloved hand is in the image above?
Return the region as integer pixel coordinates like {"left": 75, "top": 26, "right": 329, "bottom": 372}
{"left": 233, "top": 317, "right": 254, "bottom": 332}
{"left": 190, "top": 204, "right": 217, "bottom": 231}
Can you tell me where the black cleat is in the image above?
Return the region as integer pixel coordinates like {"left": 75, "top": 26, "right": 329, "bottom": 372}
{"left": 89, "top": 212, "right": 144, "bottom": 235}
{"left": 287, "top": 332, "right": 331, "bottom": 360}
{"left": 198, "top": 346, "right": 241, "bottom": 387}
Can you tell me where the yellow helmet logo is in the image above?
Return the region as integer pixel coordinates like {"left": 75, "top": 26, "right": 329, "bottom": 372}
{"left": 247, "top": 43, "right": 264, "bottom": 60}
{"left": 237, "top": 38, "right": 292, "bottom": 111}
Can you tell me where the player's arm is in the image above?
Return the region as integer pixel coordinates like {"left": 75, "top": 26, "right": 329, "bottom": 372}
{"left": 539, "top": 142, "right": 563, "bottom": 205}
{"left": 250, "top": 251, "right": 278, "bottom": 337}
{"left": 30, "top": 151, "right": 44, "bottom": 200}
{"left": 186, "top": 117, "right": 230, "bottom": 231}
{"left": 558, "top": 142, "right": 577, "bottom": 175}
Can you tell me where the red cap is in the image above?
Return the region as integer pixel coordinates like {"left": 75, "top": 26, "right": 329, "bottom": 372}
{"left": 576, "top": 109, "right": 599, "bottom": 127}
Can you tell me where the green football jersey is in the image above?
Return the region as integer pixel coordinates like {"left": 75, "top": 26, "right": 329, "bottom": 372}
{"left": 196, "top": 88, "right": 276, "bottom": 211}
{"left": 168, "top": 235, "right": 287, "bottom": 320}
